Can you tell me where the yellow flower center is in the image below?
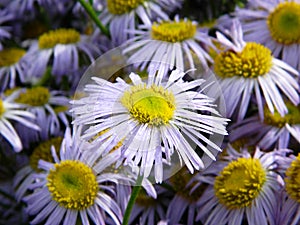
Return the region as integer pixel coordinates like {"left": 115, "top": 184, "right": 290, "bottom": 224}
{"left": 47, "top": 160, "right": 98, "bottom": 210}
{"left": 120, "top": 84, "right": 175, "bottom": 126}
{"left": 170, "top": 168, "right": 207, "bottom": 202}
{"left": 107, "top": 0, "right": 146, "bottom": 15}
{"left": 15, "top": 87, "right": 50, "bottom": 106}
{"left": 264, "top": 102, "right": 300, "bottom": 128}
{"left": 214, "top": 158, "right": 266, "bottom": 209}
{"left": 0, "top": 99, "right": 5, "bottom": 117}
{"left": 151, "top": 20, "right": 197, "bottom": 43}
{"left": 0, "top": 48, "right": 26, "bottom": 67}
{"left": 285, "top": 154, "right": 300, "bottom": 203}
{"left": 214, "top": 42, "right": 273, "bottom": 78}
{"left": 38, "top": 28, "right": 80, "bottom": 49}
{"left": 267, "top": 2, "right": 300, "bottom": 45}
{"left": 29, "top": 137, "right": 63, "bottom": 172}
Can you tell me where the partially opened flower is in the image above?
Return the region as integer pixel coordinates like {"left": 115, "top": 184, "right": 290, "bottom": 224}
{"left": 24, "top": 28, "right": 101, "bottom": 79}
{"left": 0, "top": 48, "right": 28, "bottom": 91}
{"left": 0, "top": 92, "right": 39, "bottom": 152}
{"left": 230, "top": 102, "right": 300, "bottom": 150}
{"left": 235, "top": 0, "right": 300, "bottom": 71}
{"left": 197, "top": 146, "right": 283, "bottom": 225}
{"left": 23, "top": 127, "right": 129, "bottom": 225}
{"left": 123, "top": 16, "right": 214, "bottom": 71}
{"left": 213, "top": 19, "right": 299, "bottom": 121}
{"left": 71, "top": 66, "right": 228, "bottom": 183}
{"left": 99, "top": 0, "right": 182, "bottom": 45}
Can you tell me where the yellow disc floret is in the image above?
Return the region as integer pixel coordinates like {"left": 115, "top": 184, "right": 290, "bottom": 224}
{"left": 151, "top": 20, "right": 197, "bottom": 43}
{"left": 285, "top": 154, "right": 300, "bottom": 203}
{"left": 264, "top": 102, "right": 300, "bottom": 128}
{"left": 107, "top": 0, "right": 146, "bottom": 15}
{"left": 38, "top": 28, "right": 80, "bottom": 49}
{"left": 214, "top": 158, "right": 266, "bottom": 209}
{"left": 267, "top": 2, "right": 300, "bottom": 45}
{"left": 15, "top": 87, "right": 50, "bottom": 106}
{"left": 29, "top": 137, "right": 63, "bottom": 172}
{"left": 47, "top": 160, "right": 98, "bottom": 210}
{"left": 0, "top": 99, "right": 5, "bottom": 117}
{"left": 0, "top": 48, "right": 26, "bottom": 67}
{"left": 214, "top": 42, "right": 273, "bottom": 78}
{"left": 120, "top": 83, "right": 175, "bottom": 126}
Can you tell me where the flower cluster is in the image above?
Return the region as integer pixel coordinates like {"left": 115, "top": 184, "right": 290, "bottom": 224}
{"left": 1, "top": 0, "right": 300, "bottom": 225}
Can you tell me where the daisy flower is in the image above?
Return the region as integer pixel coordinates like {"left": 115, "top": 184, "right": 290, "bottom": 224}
{"left": 213, "top": 19, "right": 299, "bottom": 121}
{"left": 24, "top": 28, "right": 101, "bottom": 79}
{"left": 23, "top": 126, "right": 131, "bottom": 225}
{"left": 197, "top": 146, "right": 283, "bottom": 225}
{"left": 229, "top": 102, "right": 300, "bottom": 150}
{"left": 0, "top": 48, "right": 29, "bottom": 91}
{"left": 71, "top": 65, "right": 229, "bottom": 183}
{"left": 0, "top": 91, "right": 39, "bottom": 152}
{"left": 99, "top": 0, "right": 182, "bottom": 45}
{"left": 235, "top": 0, "right": 300, "bottom": 71}
{"left": 123, "top": 16, "right": 214, "bottom": 71}
{"left": 14, "top": 86, "right": 70, "bottom": 136}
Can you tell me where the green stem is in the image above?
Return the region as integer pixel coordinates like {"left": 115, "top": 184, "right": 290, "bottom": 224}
{"left": 122, "top": 175, "right": 143, "bottom": 225}
{"left": 77, "top": 0, "right": 110, "bottom": 37}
